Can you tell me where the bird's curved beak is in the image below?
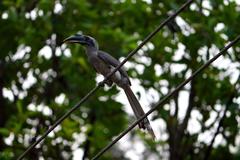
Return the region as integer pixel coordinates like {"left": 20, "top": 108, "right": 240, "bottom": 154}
{"left": 62, "top": 34, "right": 86, "bottom": 44}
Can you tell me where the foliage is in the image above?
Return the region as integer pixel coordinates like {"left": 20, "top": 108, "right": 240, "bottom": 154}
{"left": 0, "top": 0, "right": 239, "bottom": 159}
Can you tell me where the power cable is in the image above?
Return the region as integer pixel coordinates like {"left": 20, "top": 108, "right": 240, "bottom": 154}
{"left": 17, "top": 0, "right": 193, "bottom": 159}
{"left": 92, "top": 35, "right": 240, "bottom": 160}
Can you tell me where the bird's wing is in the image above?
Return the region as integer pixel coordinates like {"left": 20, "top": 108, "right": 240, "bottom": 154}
{"left": 98, "top": 50, "right": 131, "bottom": 85}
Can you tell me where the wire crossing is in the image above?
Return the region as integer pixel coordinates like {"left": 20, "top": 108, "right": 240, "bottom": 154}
{"left": 17, "top": 0, "right": 194, "bottom": 159}
{"left": 92, "top": 35, "right": 240, "bottom": 160}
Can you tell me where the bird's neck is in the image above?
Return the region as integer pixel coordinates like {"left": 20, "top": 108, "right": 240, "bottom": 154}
{"left": 85, "top": 46, "right": 98, "bottom": 57}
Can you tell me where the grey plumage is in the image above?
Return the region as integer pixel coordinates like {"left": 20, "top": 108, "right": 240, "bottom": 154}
{"left": 123, "top": 85, "right": 155, "bottom": 138}
{"left": 63, "top": 34, "right": 156, "bottom": 139}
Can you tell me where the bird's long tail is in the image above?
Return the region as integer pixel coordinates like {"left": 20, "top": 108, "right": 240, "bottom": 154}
{"left": 123, "top": 85, "right": 156, "bottom": 139}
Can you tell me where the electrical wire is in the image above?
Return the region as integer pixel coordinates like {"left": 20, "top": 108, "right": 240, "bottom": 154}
{"left": 17, "top": 0, "right": 193, "bottom": 159}
{"left": 92, "top": 35, "right": 240, "bottom": 160}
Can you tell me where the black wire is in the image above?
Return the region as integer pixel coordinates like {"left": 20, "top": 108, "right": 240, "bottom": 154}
{"left": 17, "top": 0, "right": 193, "bottom": 159}
{"left": 101, "top": 0, "right": 194, "bottom": 85}
{"left": 17, "top": 85, "right": 101, "bottom": 160}
{"left": 92, "top": 35, "right": 240, "bottom": 160}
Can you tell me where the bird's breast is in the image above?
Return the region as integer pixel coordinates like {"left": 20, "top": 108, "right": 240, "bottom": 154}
{"left": 88, "top": 56, "right": 122, "bottom": 83}
{"left": 88, "top": 56, "right": 110, "bottom": 76}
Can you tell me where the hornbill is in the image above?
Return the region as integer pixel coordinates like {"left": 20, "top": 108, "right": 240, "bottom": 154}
{"left": 63, "top": 34, "right": 155, "bottom": 139}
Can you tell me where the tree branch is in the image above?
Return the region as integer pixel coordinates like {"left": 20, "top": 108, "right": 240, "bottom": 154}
{"left": 82, "top": 110, "right": 96, "bottom": 159}
{"left": 0, "top": 61, "right": 7, "bottom": 151}
{"left": 199, "top": 0, "right": 203, "bottom": 14}
{"left": 168, "top": 79, "right": 196, "bottom": 160}
{"left": 179, "top": 79, "right": 195, "bottom": 139}
{"left": 203, "top": 79, "right": 239, "bottom": 160}
{"left": 173, "top": 92, "right": 179, "bottom": 118}
{"left": 25, "top": 0, "right": 39, "bottom": 12}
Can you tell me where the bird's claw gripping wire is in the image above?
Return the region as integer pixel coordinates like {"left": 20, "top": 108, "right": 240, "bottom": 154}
{"left": 17, "top": 0, "right": 196, "bottom": 159}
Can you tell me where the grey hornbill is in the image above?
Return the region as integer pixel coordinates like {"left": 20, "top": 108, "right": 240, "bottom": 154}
{"left": 63, "top": 34, "right": 155, "bottom": 139}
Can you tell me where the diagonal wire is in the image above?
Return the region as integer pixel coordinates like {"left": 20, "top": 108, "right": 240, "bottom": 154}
{"left": 101, "top": 0, "right": 194, "bottom": 85}
{"left": 17, "top": 85, "right": 101, "bottom": 160}
{"left": 17, "top": 0, "right": 193, "bottom": 159}
{"left": 92, "top": 35, "right": 240, "bottom": 160}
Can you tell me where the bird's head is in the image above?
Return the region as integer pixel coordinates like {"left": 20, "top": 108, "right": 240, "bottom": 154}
{"left": 63, "top": 34, "right": 98, "bottom": 49}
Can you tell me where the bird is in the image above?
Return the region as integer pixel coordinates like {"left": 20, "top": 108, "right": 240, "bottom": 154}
{"left": 63, "top": 34, "right": 156, "bottom": 139}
